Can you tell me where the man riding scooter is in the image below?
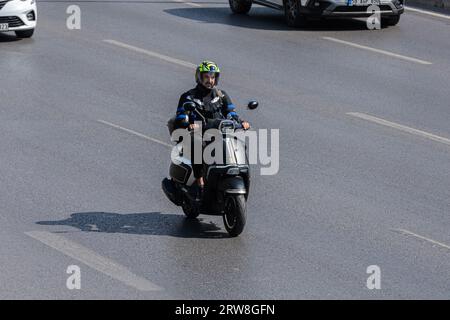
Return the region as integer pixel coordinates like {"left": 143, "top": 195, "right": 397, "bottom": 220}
{"left": 173, "top": 61, "right": 250, "bottom": 201}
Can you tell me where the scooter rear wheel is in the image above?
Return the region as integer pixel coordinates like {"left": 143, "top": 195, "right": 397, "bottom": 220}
{"left": 223, "top": 195, "right": 246, "bottom": 237}
{"left": 182, "top": 199, "right": 200, "bottom": 219}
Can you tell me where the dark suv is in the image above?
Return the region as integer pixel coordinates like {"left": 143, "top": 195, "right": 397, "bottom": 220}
{"left": 229, "top": 0, "right": 404, "bottom": 27}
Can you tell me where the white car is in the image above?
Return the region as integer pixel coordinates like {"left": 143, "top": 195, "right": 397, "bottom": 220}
{"left": 0, "top": 0, "right": 36, "bottom": 38}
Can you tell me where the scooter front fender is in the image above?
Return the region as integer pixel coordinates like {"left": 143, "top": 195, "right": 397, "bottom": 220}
{"left": 218, "top": 176, "right": 247, "bottom": 195}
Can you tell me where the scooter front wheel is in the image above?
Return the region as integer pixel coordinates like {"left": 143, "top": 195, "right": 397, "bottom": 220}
{"left": 223, "top": 195, "right": 247, "bottom": 237}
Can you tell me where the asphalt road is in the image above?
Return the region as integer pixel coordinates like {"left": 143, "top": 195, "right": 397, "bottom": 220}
{"left": 1, "top": 1, "right": 450, "bottom": 299}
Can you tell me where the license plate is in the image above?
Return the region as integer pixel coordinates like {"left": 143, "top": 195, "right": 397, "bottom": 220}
{"left": 0, "top": 23, "right": 9, "bottom": 31}
{"left": 347, "top": 0, "right": 381, "bottom": 5}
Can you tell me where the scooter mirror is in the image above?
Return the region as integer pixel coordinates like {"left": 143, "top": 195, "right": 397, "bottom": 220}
{"left": 183, "top": 101, "right": 197, "bottom": 112}
{"left": 247, "top": 100, "right": 259, "bottom": 110}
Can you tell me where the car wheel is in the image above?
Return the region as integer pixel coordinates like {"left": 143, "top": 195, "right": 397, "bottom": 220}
{"left": 284, "top": 0, "right": 308, "bottom": 28}
{"left": 382, "top": 15, "right": 400, "bottom": 27}
{"left": 229, "top": 0, "right": 252, "bottom": 14}
{"left": 15, "top": 29, "right": 34, "bottom": 38}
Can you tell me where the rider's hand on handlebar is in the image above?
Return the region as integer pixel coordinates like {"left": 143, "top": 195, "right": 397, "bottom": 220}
{"left": 188, "top": 123, "right": 200, "bottom": 131}
{"left": 242, "top": 121, "right": 250, "bottom": 130}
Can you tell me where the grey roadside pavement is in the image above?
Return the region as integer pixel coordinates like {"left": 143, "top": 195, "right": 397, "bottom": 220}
{"left": 407, "top": 0, "right": 450, "bottom": 12}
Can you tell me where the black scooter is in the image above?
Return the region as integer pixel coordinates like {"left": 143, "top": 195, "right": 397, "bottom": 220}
{"left": 162, "top": 100, "right": 258, "bottom": 237}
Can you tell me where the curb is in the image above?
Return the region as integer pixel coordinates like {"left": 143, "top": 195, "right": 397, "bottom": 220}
{"left": 406, "top": 0, "right": 450, "bottom": 12}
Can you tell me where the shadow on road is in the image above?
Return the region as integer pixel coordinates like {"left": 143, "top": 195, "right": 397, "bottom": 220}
{"left": 37, "top": 211, "right": 229, "bottom": 239}
{"left": 164, "top": 7, "right": 369, "bottom": 31}
{"left": 0, "top": 33, "right": 21, "bottom": 43}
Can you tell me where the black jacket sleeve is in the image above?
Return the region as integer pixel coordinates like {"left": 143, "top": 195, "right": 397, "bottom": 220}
{"left": 175, "top": 91, "right": 192, "bottom": 128}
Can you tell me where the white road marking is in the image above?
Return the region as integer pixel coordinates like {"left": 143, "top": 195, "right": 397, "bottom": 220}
{"left": 97, "top": 119, "right": 172, "bottom": 148}
{"left": 347, "top": 112, "right": 450, "bottom": 146}
{"left": 406, "top": 6, "right": 450, "bottom": 20}
{"left": 392, "top": 228, "right": 450, "bottom": 251}
{"left": 103, "top": 39, "right": 196, "bottom": 69}
{"left": 173, "top": 0, "right": 202, "bottom": 7}
{"left": 25, "top": 231, "right": 163, "bottom": 291}
{"left": 322, "top": 36, "right": 433, "bottom": 65}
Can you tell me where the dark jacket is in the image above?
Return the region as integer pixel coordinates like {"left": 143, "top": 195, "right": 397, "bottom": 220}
{"left": 175, "top": 84, "right": 241, "bottom": 129}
